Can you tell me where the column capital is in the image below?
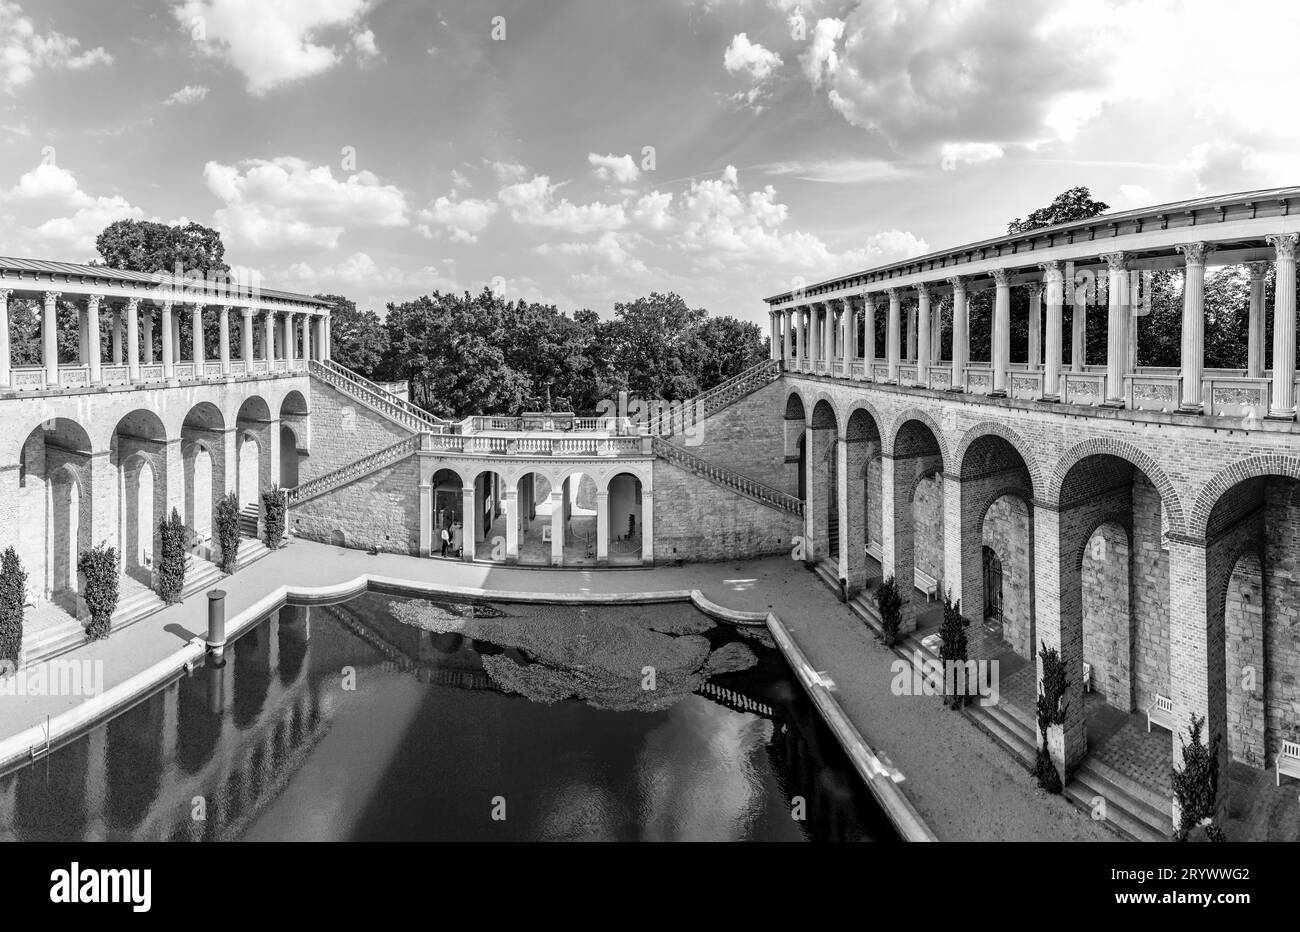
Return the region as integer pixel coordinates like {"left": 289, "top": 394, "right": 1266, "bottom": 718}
{"left": 0, "top": 288, "right": 11, "bottom": 301}
{"left": 915, "top": 282, "right": 931, "bottom": 300}
{"left": 240, "top": 305, "right": 254, "bottom": 318}
{"left": 1246, "top": 260, "right": 1271, "bottom": 280}
{"left": 990, "top": 268, "right": 1012, "bottom": 287}
{"left": 885, "top": 286, "right": 901, "bottom": 301}
{"left": 1175, "top": 242, "right": 1212, "bottom": 266}
{"left": 1027, "top": 280, "right": 1044, "bottom": 298}
{"left": 87, "top": 293, "right": 105, "bottom": 310}
{"left": 1266, "top": 232, "right": 1300, "bottom": 260}
{"left": 43, "top": 290, "right": 62, "bottom": 304}
{"left": 190, "top": 300, "right": 205, "bottom": 310}
{"left": 946, "top": 275, "right": 967, "bottom": 292}
{"left": 125, "top": 296, "right": 140, "bottom": 311}
{"left": 1100, "top": 251, "right": 1128, "bottom": 271}
{"left": 220, "top": 304, "right": 234, "bottom": 315}
{"left": 1037, "top": 260, "right": 1063, "bottom": 279}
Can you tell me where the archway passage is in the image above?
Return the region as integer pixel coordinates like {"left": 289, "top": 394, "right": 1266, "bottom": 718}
{"left": 182, "top": 401, "right": 225, "bottom": 556}
{"left": 279, "top": 391, "right": 308, "bottom": 486}
{"left": 235, "top": 395, "right": 273, "bottom": 514}
{"left": 237, "top": 433, "right": 260, "bottom": 510}
{"left": 784, "top": 393, "right": 806, "bottom": 498}
{"left": 606, "top": 472, "right": 644, "bottom": 566}
{"left": 112, "top": 409, "right": 169, "bottom": 589}
{"left": 843, "top": 407, "right": 882, "bottom": 595}
{"left": 806, "top": 400, "right": 838, "bottom": 565}
{"left": 474, "top": 471, "right": 509, "bottom": 562}
{"left": 885, "top": 418, "right": 944, "bottom": 632}
{"left": 513, "top": 472, "right": 551, "bottom": 565}
{"left": 561, "top": 471, "right": 598, "bottom": 566}
{"left": 279, "top": 425, "right": 299, "bottom": 487}
{"left": 431, "top": 468, "right": 466, "bottom": 558}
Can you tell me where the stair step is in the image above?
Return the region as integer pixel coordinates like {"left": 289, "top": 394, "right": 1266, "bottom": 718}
{"left": 1065, "top": 763, "right": 1171, "bottom": 842}
{"left": 1075, "top": 753, "right": 1171, "bottom": 817}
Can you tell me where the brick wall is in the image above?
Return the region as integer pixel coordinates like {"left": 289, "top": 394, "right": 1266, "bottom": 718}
{"left": 290, "top": 456, "right": 421, "bottom": 554}
{"left": 303, "top": 377, "right": 412, "bottom": 481}
{"left": 685, "top": 379, "right": 794, "bottom": 492}
{"left": 652, "top": 458, "right": 801, "bottom": 562}
{"left": 1224, "top": 552, "right": 1265, "bottom": 767}
{"left": 1131, "top": 473, "right": 1170, "bottom": 712}
{"left": 1082, "top": 521, "right": 1131, "bottom": 708}
{"left": 983, "top": 494, "right": 1033, "bottom": 660}
{"left": 1264, "top": 480, "right": 1300, "bottom": 752}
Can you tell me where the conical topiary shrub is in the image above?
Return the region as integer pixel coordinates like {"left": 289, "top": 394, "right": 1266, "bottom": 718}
{"left": 78, "top": 543, "right": 119, "bottom": 641}
{"left": 262, "top": 486, "right": 286, "bottom": 549}
{"left": 157, "top": 508, "right": 188, "bottom": 603}
{"left": 214, "top": 492, "right": 241, "bottom": 574}
{"left": 0, "top": 546, "right": 28, "bottom": 668}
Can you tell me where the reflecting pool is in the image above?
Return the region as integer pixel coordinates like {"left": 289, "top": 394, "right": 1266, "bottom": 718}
{"left": 0, "top": 592, "right": 896, "bottom": 841}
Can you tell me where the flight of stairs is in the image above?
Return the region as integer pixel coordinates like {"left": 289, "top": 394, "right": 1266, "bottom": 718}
{"left": 652, "top": 437, "right": 803, "bottom": 516}
{"left": 649, "top": 359, "right": 781, "bottom": 438}
{"left": 239, "top": 503, "right": 260, "bottom": 537}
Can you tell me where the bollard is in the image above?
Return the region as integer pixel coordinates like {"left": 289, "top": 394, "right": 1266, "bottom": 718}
{"left": 206, "top": 589, "right": 227, "bottom": 659}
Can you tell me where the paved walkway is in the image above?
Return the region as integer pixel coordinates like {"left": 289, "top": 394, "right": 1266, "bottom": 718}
{"left": 0, "top": 539, "right": 1114, "bottom": 841}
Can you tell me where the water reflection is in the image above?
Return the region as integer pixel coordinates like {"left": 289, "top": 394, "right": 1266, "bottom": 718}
{"left": 0, "top": 594, "right": 894, "bottom": 842}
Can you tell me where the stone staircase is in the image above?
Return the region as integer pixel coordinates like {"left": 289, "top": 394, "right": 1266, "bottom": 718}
{"left": 649, "top": 359, "right": 782, "bottom": 438}
{"left": 21, "top": 539, "right": 273, "bottom": 665}
{"left": 284, "top": 434, "right": 421, "bottom": 507}
{"left": 238, "top": 502, "right": 260, "bottom": 537}
{"left": 309, "top": 359, "right": 449, "bottom": 435}
{"left": 652, "top": 437, "right": 803, "bottom": 516}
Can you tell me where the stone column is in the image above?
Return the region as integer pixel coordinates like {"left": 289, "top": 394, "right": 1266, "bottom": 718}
{"left": 77, "top": 306, "right": 88, "bottom": 364}
{"left": 949, "top": 277, "right": 968, "bottom": 390}
{"left": 1041, "top": 262, "right": 1064, "bottom": 400}
{"left": 1246, "top": 261, "right": 1269, "bottom": 379}
{"left": 1176, "top": 243, "right": 1210, "bottom": 412}
{"left": 142, "top": 307, "right": 155, "bottom": 365}
{"left": 171, "top": 311, "right": 181, "bottom": 363}
{"left": 125, "top": 297, "right": 141, "bottom": 382}
{"left": 824, "top": 303, "right": 835, "bottom": 368}
{"left": 160, "top": 302, "right": 175, "bottom": 380}
{"left": 864, "top": 295, "right": 876, "bottom": 377}
{"left": 1268, "top": 233, "right": 1298, "bottom": 418}
{"left": 87, "top": 295, "right": 103, "bottom": 384}
{"left": 886, "top": 288, "right": 901, "bottom": 382}
{"left": 461, "top": 486, "right": 476, "bottom": 562}
{"left": 264, "top": 311, "right": 276, "bottom": 363}
{"left": 929, "top": 300, "right": 942, "bottom": 363}
{"left": 302, "top": 313, "right": 312, "bottom": 366}
{"left": 550, "top": 489, "right": 565, "bottom": 566}
{"left": 324, "top": 315, "right": 332, "bottom": 361}
{"left": 781, "top": 308, "right": 793, "bottom": 366}
{"left": 992, "top": 269, "right": 1011, "bottom": 395}
{"left": 42, "top": 291, "right": 60, "bottom": 385}
{"left": 1102, "top": 252, "right": 1129, "bottom": 405}
{"left": 285, "top": 312, "right": 297, "bottom": 366}
{"left": 809, "top": 304, "right": 821, "bottom": 370}
{"left": 0, "top": 289, "right": 10, "bottom": 388}
{"left": 1071, "top": 267, "right": 1087, "bottom": 372}
{"left": 111, "top": 307, "right": 123, "bottom": 365}
{"left": 190, "top": 302, "right": 205, "bottom": 367}
{"left": 841, "top": 298, "right": 853, "bottom": 378}
{"left": 504, "top": 487, "right": 519, "bottom": 564}
{"left": 916, "top": 284, "right": 931, "bottom": 381}
{"left": 240, "top": 308, "right": 254, "bottom": 368}
{"left": 219, "top": 306, "right": 231, "bottom": 376}
{"left": 769, "top": 311, "right": 778, "bottom": 361}
{"left": 640, "top": 487, "right": 654, "bottom": 565}
{"left": 595, "top": 490, "right": 609, "bottom": 566}
{"left": 1028, "top": 281, "right": 1043, "bottom": 370}
{"left": 905, "top": 301, "right": 917, "bottom": 362}
{"left": 795, "top": 307, "right": 806, "bottom": 370}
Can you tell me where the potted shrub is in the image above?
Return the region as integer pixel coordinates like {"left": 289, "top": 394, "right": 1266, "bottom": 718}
{"left": 79, "top": 543, "right": 119, "bottom": 640}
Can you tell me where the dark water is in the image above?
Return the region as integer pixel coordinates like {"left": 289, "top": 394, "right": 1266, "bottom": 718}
{"left": 0, "top": 592, "right": 896, "bottom": 842}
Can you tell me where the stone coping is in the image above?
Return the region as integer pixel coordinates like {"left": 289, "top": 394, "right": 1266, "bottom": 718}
{"left": 0, "top": 570, "right": 936, "bottom": 843}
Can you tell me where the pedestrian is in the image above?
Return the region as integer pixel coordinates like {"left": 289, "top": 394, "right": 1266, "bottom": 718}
{"left": 440, "top": 525, "right": 451, "bottom": 557}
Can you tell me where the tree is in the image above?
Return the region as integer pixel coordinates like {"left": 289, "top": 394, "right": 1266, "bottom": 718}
{"left": 938, "top": 594, "right": 969, "bottom": 710}
{"left": 78, "top": 544, "right": 119, "bottom": 640}
{"left": 1033, "top": 642, "right": 1069, "bottom": 793}
{"left": 262, "top": 487, "right": 286, "bottom": 549}
{"left": 317, "top": 293, "right": 388, "bottom": 377}
{"left": 0, "top": 547, "right": 28, "bottom": 667}
{"left": 95, "top": 219, "right": 229, "bottom": 275}
{"left": 602, "top": 292, "right": 708, "bottom": 401}
{"left": 1007, "top": 186, "right": 1110, "bottom": 235}
{"left": 693, "top": 315, "right": 768, "bottom": 390}
{"left": 876, "top": 576, "right": 902, "bottom": 647}
{"left": 1171, "top": 713, "right": 1222, "bottom": 841}
{"left": 157, "top": 508, "right": 188, "bottom": 603}
{"left": 214, "top": 492, "right": 242, "bottom": 574}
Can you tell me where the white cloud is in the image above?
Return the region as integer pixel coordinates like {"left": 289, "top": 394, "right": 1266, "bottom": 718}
{"left": 631, "top": 191, "right": 674, "bottom": 230}
{"left": 204, "top": 156, "right": 408, "bottom": 250}
{"left": 800, "top": 18, "right": 844, "bottom": 88}
{"left": 416, "top": 194, "right": 498, "bottom": 243}
{"left": 939, "top": 142, "right": 1004, "bottom": 170}
{"left": 282, "top": 251, "right": 454, "bottom": 290}
{"left": 163, "top": 84, "right": 210, "bottom": 106}
{"left": 536, "top": 232, "right": 648, "bottom": 275}
{"left": 723, "top": 33, "right": 781, "bottom": 82}
{"left": 759, "top": 158, "right": 900, "bottom": 184}
{"left": 1117, "top": 184, "right": 1152, "bottom": 206}
{"left": 497, "top": 175, "right": 627, "bottom": 234}
{"left": 1, "top": 1, "right": 113, "bottom": 93}
{"left": 352, "top": 27, "right": 378, "bottom": 60}
{"left": 488, "top": 160, "right": 529, "bottom": 183}
{"left": 588, "top": 152, "right": 640, "bottom": 184}
{"left": 2, "top": 163, "right": 142, "bottom": 256}
{"left": 172, "top": 0, "right": 375, "bottom": 95}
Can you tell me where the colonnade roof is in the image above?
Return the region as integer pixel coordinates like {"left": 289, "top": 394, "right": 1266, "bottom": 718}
{"left": 0, "top": 255, "right": 331, "bottom": 308}
{"left": 765, "top": 184, "right": 1300, "bottom": 305}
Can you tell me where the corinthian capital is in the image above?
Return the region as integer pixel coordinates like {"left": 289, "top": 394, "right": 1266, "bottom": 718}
{"left": 1246, "top": 260, "right": 1271, "bottom": 280}
{"left": 1267, "top": 233, "right": 1299, "bottom": 261}
{"left": 1100, "top": 251, "right": 1128, "bottom": 271}
{"left": 946, "top": 275, "right": 967, "bottom": 292}
{"left": 1175, "top": 242, "right": 1212, "bottom": 266}
{"left": 991, "top": 268, "right": 1012, "bottom": 287}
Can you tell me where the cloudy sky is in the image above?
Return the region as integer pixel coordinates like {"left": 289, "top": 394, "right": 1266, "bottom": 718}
{"left": 2, "top": 0, "right": 1298, "bottom": 326}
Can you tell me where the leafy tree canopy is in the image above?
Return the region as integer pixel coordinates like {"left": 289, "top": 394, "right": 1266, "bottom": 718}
{"left": 1007, "top": 186, "right": 1110, "bottom": 235}
{"left": 95, "top": 219, "right": 229, "bottom": 276}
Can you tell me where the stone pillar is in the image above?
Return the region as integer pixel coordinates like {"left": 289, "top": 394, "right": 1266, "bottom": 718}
{"left": 942, "top": 472, "right": 963, "bottom": 608}
{"left": 324, "top": 315, "right": 332, "bottom": 361}
{"left": 77, "top": 306, "right": 88, "bottom": 364}
{"left": 1268, "top": 233, "right": 1298, "bottom": 418}
{"left": 191, "top": 302, "right": 205, "bottom": 366}
{"left": 160, "top": 302, "right": 175, "bottom": 380}
{"left": 795, "top": 307, "right": 806, "bottom": 370}
{"left": 241, "top": 308, "right": 254, "bottom": 368}
{"left": 550, "top": 488, "right": 565, "bottom": 565}
{"left": 1033, "top": 505, "right": 1088, "bottom": 781}
{"left": 461, "top": 485, "right": 476, "bottom": 561}
{"left": 1071, "top": 267, "right": 1087, "bottom": 372}
{"left": 905, "top": 301, "right": 917, "bottom": 362}
{"left": 42, "top": 291, "right": 60, "bottom": 385}
{"left": 864, "top": 295, "right": 876, "bottom": 377}
{"left": 949, "top": 277, "right": 968, "bottom": 390}
{"left": 640, "top": 488, "right": 654, "bottom": 565}
{"left": 418, "top": 479, "right": 433, "bottom": 557}
{"left": 142, "top": 308, "right": 155, "bottom": 365}
{"left": 285, "top": 312, "right": 297, "bottom": 366}
{"left": 809, "top": 304, "right": 821, "bottom": 370}
{"left": 111, "top": 307, "right": 123, "bottom": 365}
{"left": 769, "top": 311, "right": 778, "bottom": 361}
{"left": 504, "top": 487, "right": 519, "bottom": 564}
{"left": 1028, "top": 281, "right": 1043, "bottom": 370}
{"left": 992, "top": 269, "right": 1011, "bottom": 395}
{"left": 840, "top": 298, "right": 853, "bottom": 378}
{"left": 1102, "top": 252, "right": 1129, "bottom": 405}
{"left": 0, "top": 289, "right": 10, "bottom": 388}
{"left": 1246, "top": 261, "right": 1269, "bottom": 379}
{"left": 125, "top": 297, "right": 141, "bottom": 382}
{"left": 302, "top": 313, "right": 313, "bottom": 366}
{"left": 839, "top": 432, "right": 868, "bottom": 594}
{"left": 86, "top": 295, "right": 103, "bottom": 384}
{"left": 1041, "top": 262, "right": 1064, "bottom": 400}
{"left": 264, "top": 311, "right": 275, "bottom": 363}
{"left": 916, "top": 285, "right": 931, "bottom": 381}
{"left": 1176, "top": 243, "right": 1210, "bottom": 412}
{"left": 171, "top": 310, "right": 181, "bottom": 363}
{"left": 219, "top": 306, "right": 231, "bottom": 376}
{"left": 886, "top": 288, "right": 901, "bottom": 382}
{"left": 595, "top": 490, "right": 609, "bottom": 566}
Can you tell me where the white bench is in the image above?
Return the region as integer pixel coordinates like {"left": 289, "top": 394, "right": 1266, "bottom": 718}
{"left": 866, "top": 541, "right": 883, "bottom": 562}
{"left": 1082, "top": 661, "right": 1092, "bottom": 693}
{"left": 1277, "top": 739, "right": 1300, "bottom": 787}
{"left": 1147, "top": 693, "right": 1175, "bottom": 733}
{"left": 914, "top": 568, "right": 938, "bottom": 601}
{"left": 22, "top": 582, "right": 40, "bottom": 609}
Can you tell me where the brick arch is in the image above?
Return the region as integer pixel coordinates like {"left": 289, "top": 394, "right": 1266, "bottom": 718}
{"left": 885, "top": 407, "right": 949, "bottom": 469}
{"left": 953, "top": 421, "right": 1042, "bottom": 498}
{"left": 1215, "top": 544, "right": 1263, "bottom": 623}
{"left": 1047, "top": 437, "right": 1186, "bottom": 535}
{"left": 783, "top": 389, "right": 807, "bottom": 421}
{"left": 976, "top": 485, "right": 1034, "bottom": 533}
{"left": 1189, "top": 455, "right": 1300, "bottom": 540}
{"left": 1072, "top": 513, "right": 1133, "bottom": 572}
{"left": 842, "top": 400, "right": 885, "bottom": 443}
{"left": 810, "top": 394, "right": 839, "bottom": 431}
{"left": 910, "top": 463, "right": 943, "bottom": 502}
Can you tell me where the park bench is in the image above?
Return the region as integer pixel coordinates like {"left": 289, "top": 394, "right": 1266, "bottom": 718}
{"left": 866, "top": 541, "right": 883, "bottom": 563}
{"left": 1277, "top": 739, "right": 1300, "bottom": 787}
{"left": 914, "top": 568, "right": 938, "bottom": 601}
{"left": 1147, "top": 693, "right": 1175, "bottom": 733}
{"left": 1082, "top": 661, "right": 1093, "bottom": 693}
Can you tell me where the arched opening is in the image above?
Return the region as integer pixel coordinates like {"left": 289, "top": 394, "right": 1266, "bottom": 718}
{"left": 279, "top": 391, "right": 308, "bottom": 485}
{"left": 279, "top": 425, "right": 299, "bottom": 487}
{"left": 1081, "top": 520, "right": 1131, "bottom": 708}
{"left": 807, "top": 400, "right": 838, "bottom": 564}
{"left": 980, "top": 494, "right": 1033, "bottom": 661}
{"left": 112, "top": 409, "right": 168, "bottom": 591}
{"left": 16, "top": 418, "right": 93, "bottom": 620}
{"left": 843, "top": 407, "right": 882, "bottom": 595}
{"left": 607, "top": 472, "right": 644, "bottom": 566}
{"left": 561, "top": 471, "right": 599, "bottom": 565}
{"left": 181, "top": 402, "right": 225, "bottom": 557}
{"left": 474, "top": 470, "right": 509, "bottom": 562}
{"left": 237, "top": 432, "right": 260, "bottom": 510}
{"left": 235, "top": 395, "right": 272, "bottom": 502}
{"left": 122, "top": 455, "right": 155, "bottom": 582}
{"left": 887, "top": 418, "right": 944, "bottom": 631}
{"left": 784, "top": 393, "right": 806, "bottom": 497}
{"left": 431, "top": 468, "right": 466, "bottom": 558}
{"left": 514, "top": 472, "right": 550, "bottom": 565}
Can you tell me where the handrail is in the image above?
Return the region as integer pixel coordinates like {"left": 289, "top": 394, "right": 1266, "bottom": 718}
{"left": 651, "top": 359, "right": 782, "bottom": 436}
{"left": 310, "top": 360, "right": 450, "bottom": 434}
{"left": 285, "top": 434, "right": 420, "bottom": 506}
{"left": 653, "top": 437, "right": 802, "bottom": 516}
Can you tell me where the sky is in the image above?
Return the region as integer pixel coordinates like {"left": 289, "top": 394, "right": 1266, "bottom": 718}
{"left": 2, "top": 0, "right": 1299, "bottom": 328}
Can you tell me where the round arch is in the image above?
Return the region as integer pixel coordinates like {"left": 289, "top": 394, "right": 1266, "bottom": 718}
{"left": 1048, "top": 437, "right": 1185, "bottom": 534}
{"left": 1190, "top": 455, "right": 1300, "bottom": 540}
{"left": 953, "top": 421, "right": 1042, "bottom": 497}
{"left": 886, "top": 408, "right": 950, "bottom": 468}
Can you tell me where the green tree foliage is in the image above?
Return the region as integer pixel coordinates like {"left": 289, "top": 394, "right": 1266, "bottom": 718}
{"left": 1007, "top": 186, "right": 1110, "bottom": 235}
{"left": 95, "top": 219, "right": 229, "bottom": 275}
{"left": 262, "top": 487, "right": 286, "bottom": 549}
{"left": 78, "top": 543, "right": 119, "bottom": 640}
{"left": 0, "top": 547, "right": 28, "bottom": 666}
{"left": 317, "top": 293, "right": 388, "bottom": 377}
{"left": 214, "top": 492, "right": 242, "bottom": 574}
{"left": 1033, "top": 642, "right": 1069, "bottom": 793}
{"left": 1171, "top": 713, "right": 1222, "bottom": 841}
{"left": 157, "top": 508, "right": 188, "bottom": 603}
